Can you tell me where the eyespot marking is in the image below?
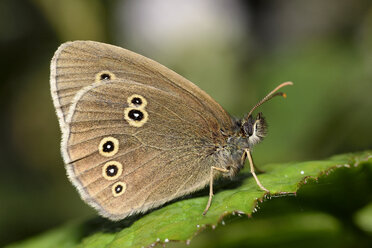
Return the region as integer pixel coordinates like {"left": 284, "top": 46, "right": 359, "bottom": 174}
{"left": 124, "top": 107, "right": 148, "bottom": 127}
{"left": 95, "top": 70, "right": 116, "bottom": 82}
{"left": 101, "top": 74, "right": 110, "bottom": 80}
{"left": 112, "top": 182, "right": 126, "bottom": 197}
{"left": 132, "top": 97, "right": 142, "bottom": 105}
{"left": 102, "top": 161, "right": 123, "bottom": 180}
{"left": 129, "top": 109, "right": 143, "bottom": 120}
{"left": 127, "top": 94, "right": 147, "bottom": 108}
{"left": 98, "top": 137, "right": 119, "bottom": 157}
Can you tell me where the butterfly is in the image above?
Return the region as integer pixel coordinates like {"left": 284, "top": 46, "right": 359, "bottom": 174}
{"left": 50, "top": 40, "right": 292, "bottom": 220}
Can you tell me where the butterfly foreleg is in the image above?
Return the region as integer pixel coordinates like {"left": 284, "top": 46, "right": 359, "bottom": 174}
{"left": 202, "top": 166, "right": 229, "bottom": 215}
{"left": 245, "top": 149, "right": 269, "bottom": 192}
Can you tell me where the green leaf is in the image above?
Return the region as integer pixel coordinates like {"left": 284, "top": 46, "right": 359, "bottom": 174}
{"left": 7, "top": 151, "right": 371, "bottom": 248}
{"left": 354, "top": 201, "right": 372, "bottom": 234}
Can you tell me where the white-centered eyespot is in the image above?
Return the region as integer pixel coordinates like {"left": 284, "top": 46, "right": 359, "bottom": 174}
{"left": 102, "top": 161, "right": 123, "bottom": 180}
{"left": 112, "top": 182, "right": 126, "bottom": 197}
{"left": 127, "top": 94, "right": 147, "bottom": 108}
{"left": 95, "top": 70, "right": 116, "bottom": 82}
{"left": 124, "top": 107, "right": 148, "bottom": 127}
{"left": 98, "top": 137, "right": 119, "bottom": 157}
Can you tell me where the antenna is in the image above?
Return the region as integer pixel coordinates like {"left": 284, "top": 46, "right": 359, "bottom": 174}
{"left": 246, "top": 81, "right": 293, "bottom": 118}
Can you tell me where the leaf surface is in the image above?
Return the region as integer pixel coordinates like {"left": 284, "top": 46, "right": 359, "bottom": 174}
{"left": 7, "top": 151, "right": 371, "bottom": 248}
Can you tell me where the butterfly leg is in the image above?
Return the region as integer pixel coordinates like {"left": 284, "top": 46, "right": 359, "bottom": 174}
{"left": 240, "top": 150, "right": 264, "bottom": 173}
{"left": 203, "top": 166, "right": 229, "bottom": 215}
{"left": 245, "top": 149, "right": 269, "bottom": 192}
{"left": 251, "top": 155, "right": 266, "bottom": 173}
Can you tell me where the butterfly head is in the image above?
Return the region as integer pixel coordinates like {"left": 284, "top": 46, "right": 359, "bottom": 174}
{"left": 242, "top": 112, "right": 267, "bottom": 146}
{"left": 239, "top": 81, "right": 293, "bottom": 148}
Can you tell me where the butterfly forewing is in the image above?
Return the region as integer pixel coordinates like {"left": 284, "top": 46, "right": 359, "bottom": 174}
{"left": 50, "top": 41, "right": 232, "bottom": 130}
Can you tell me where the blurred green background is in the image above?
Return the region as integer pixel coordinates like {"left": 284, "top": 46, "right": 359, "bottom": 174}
{"left": 1, "top": 0, "right": 371, "bottom": 247}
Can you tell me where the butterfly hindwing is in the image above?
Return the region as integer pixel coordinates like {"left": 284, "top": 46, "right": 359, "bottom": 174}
{"left": 63, "top": 80, "right": 222, "bottom": 219}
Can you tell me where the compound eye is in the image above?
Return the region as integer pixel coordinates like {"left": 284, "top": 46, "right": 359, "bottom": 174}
{"left": 243, "top": 116, "right": 254, "bottom": 136}
{"left": 248, "top": 123, "right": 254, "bottom": 136}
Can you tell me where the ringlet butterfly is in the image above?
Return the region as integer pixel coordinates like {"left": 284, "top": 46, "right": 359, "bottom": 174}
{"left": 50, "top": 41, "right": 292, "bottom": 220}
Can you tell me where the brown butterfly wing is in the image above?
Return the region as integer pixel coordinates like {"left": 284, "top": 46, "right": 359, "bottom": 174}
{"left": 51, "top": 41, "right": 236, "bottom": 220}
{"left": 64, "top": 80, "right": 229, "bottom": 220}
{"left": 50, "top": 41, "right": 232, "bottom": 130}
